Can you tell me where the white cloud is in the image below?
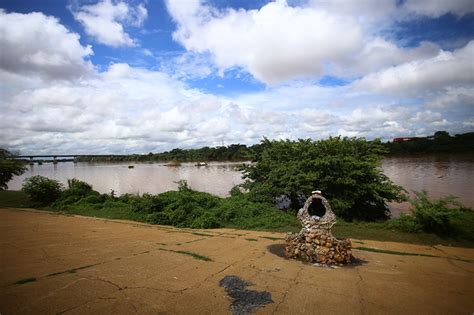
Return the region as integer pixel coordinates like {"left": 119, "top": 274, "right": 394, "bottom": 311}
{"left": 73, "top": 0, "right": 147, "bottom": 47}
{"left": 0, "top": 9, "right": 93, "bottom": 79}
{"left": 166, "top": 0, "right": 471, "bottom": 85}
{"left": 1, "top": 2, "right": 473, "bottom": 154}
{"left": 425, "top": 87, "right": 474, "bottom": 109}
{"left": 159, "top": 52, "right": 215, "bottom": 80}
{"left": 402, "top": 0, "right": 474, "bottom": 17}
{"left": 354, "top": 41, "right": 474, "bottom": 95}
{"left": 345, "top": 38, "right": 440, "bottom": 77}
{"left": 2, "top": 62, "right": 473, "bottom": 153}
{"left": 167, "top": 0, "right": 364, "bottom": 84}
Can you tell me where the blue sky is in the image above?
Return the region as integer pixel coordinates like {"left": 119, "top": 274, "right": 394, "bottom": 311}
{"left": 0, "top": 0, "right": 473, "bottom": 154}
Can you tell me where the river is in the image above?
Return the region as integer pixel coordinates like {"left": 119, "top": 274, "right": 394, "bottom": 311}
{"left": 7, "top": 155, "right": 474, "bottom": 215}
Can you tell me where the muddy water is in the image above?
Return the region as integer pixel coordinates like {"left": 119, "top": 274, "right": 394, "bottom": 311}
{"left": 7, "top": 162, "right": 246, "bottom": 197}
{"left": 382, "top": 155, "right": 474, "bottom": 215}
{"left": 7, "top": 155, "right": 474, "bottom": 213}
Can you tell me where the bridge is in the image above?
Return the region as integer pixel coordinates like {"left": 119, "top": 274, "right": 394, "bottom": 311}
{"left": 15, "top": 155, "right": 128, "bottom": 165}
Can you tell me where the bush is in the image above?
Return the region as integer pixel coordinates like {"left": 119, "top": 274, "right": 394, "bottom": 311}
{"left": 66, "top": 178, "right": 93, "bottom": 196}
{"left": 242, "top": 137, "right": 406, "bottom": 220}
{"left": 56, "top": 178, "right": 95, "bottom": 203}
{"left": 22, "top": 175, "right": 63, "bottom": 204}
{"left": 44, "top": 178, "right": 300, "bottom": 230}
{"left": 386, "top": 213, "right": 420, "bottom": 233}
{"left": 388, "top": 191, "right": 474, "bottom": 238}
{"left": 81, "top": 194, "right": 106, "bottom": 204}
{"left": 410, "top": 191, "right": 462, "bottom": 234}
{"left": 229, "top": 185, "right": 244, "bottom": 197}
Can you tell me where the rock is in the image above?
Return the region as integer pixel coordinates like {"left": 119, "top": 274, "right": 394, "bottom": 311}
{"left": 284, "top": 192, "right": 354, "bottom": 265}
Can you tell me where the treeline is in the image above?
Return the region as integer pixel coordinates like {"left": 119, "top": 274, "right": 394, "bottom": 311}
{"left": 75, "top": 131, "right": 474, "bottom": 163}
{"left": 384, "top": 131, "right": 474, "bottom": 155}
{"left": 76, "top": 144, "right": 259, "bottom": 162}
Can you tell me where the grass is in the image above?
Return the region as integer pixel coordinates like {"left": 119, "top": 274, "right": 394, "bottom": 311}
{"left": 2, "top": 186, "right": 473, "bottom": 248}
{"left": 353, "top": 246, "right": 474, "bottom": 263}
{"left": 159, "top": 248, "right": 212, "bottom": 261}
{"left": 333, "top": 220, "right": 474, "bottom": 248}
{"left": 13, "top": 277, "right": 37, "bottom": 285}
{"left": 52, "top": 202, "right": 149, "bottom": 222}
{"left": 47, "top": 264, "right": 96, "bottom": 277}
{"left": 0, "top": 190, "right": 38, "bottom": 208}
{"left": 259, "top": 236, "right": 284, "bottom": 241}
{"left": 192, "top": 232, "right": 215, "bottom": 237}
{"left": 245, "top": 238, "right": 258, "bottom": 242}
{"left": 353, "top": 247, "right": 437, "bottom": 258}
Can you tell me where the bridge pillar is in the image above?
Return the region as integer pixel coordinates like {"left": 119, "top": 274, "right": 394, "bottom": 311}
{"left": 29, "top": 156, "right": 34, "bottom": 165}
{"left": 53, "top": 156, "right": 58, "bottom": 164}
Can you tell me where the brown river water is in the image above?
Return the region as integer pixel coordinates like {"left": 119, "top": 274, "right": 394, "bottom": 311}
{"left": 7, "top": 155, "right": 474, "bottom": 215}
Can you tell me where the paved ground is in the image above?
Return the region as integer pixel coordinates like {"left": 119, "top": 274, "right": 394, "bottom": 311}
{"left": 1, "top": 208, "right": 473, "bottom": 314}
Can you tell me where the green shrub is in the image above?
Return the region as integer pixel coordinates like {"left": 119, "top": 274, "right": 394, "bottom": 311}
{"left": 81, "top": 194, "right": 106, "bottom": 204}
{"left": 386, "top": 213, "right": 420, "bottom": 233}
{"left": 43, "top": 178, "right": 300, "bottom": 230}
{"left": 66, "top": 178, "right": 93, "bottom": 196}
{"left": 146, "top": 212, "right": 171, "bottom": 225}
{"left": 389, "top": 191, "right": 473, "bottom": 238}
{"left": 22, "top": 175, "right": 63, "bottom": 204}
{"left": 229, "top": 185, "right": 243, "bottom": 197}
{"left": 410, "top": 191, "right": 461, "bottom": 234}
{"left": 53, "top": 178, "right": 97, "bottom": 207}
{"left": 241, "top": 137, "right": 406, "bottom": 220}
{"left": 213, "top": 195, "right": 298, "bottom": 229}
{"left": 130, "top": 193, "right": 166, "bottom": 213}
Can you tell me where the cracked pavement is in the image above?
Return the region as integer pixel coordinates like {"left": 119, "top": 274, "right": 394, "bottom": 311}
{"left": 1, "top": 208, "right": 473, "bottom": 314}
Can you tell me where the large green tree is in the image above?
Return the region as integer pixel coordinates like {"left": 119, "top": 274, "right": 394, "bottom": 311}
{"left": 0, "top": 148, "right": 26, "bottom": 190}
{"left": 242, "top": 137, "right": 406, "bottom": 220}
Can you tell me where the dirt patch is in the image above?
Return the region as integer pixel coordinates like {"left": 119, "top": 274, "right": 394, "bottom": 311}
{"left": 219, "top": 275, "right": 273, "bottom": 315}
{"left": 1, "top": 208, "right": 473, "bottom": 314}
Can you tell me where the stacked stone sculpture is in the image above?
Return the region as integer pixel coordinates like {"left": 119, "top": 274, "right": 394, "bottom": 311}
{"left": 285, "top": 191, "right": 353, "bottom": 265}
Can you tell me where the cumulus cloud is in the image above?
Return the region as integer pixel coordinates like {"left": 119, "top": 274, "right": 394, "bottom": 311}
{"left": 0, "top": 9, "right": 93, "bottom": 79}
{"left": 165, "top": 0, "right": 471, "bottom": 85}
{"left": 167, "top": 0, "right": 365, "bottom": 84}
{"left": 425, "top": 87, "right": 474, "bottom": 109}
{"left": 354, "top": 41, "right": 474, "bottom": 95}
{"left": 73, "top": 0, "right": 147, "bottom": 47}
{"left": 402, "top": 0, "right": 474, "bottom": 17}
{"left": 1, "top": 1, "right": 473, "bottom": 154}
{"left": 2, "top": 62, "right": 473, "bottom": 154}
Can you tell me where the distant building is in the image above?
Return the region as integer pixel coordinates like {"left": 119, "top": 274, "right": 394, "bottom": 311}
{"left": 393, "top": 137, "right": 423, "bottom": 142}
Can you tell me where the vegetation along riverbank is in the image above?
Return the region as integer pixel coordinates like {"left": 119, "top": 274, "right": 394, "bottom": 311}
{"left": 67, "top": 131, "right": 474, "bottom": 163}
{"left": 1, "top": 137, "right": 473, "bottom": 248}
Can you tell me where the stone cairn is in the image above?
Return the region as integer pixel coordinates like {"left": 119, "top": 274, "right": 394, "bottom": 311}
{"left": 285, "top": 191, "right": 353, "bottom": 265}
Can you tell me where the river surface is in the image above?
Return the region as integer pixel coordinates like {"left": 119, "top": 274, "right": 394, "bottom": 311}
{"left": 7, "top": 155, "right": 474, "bottom": 215}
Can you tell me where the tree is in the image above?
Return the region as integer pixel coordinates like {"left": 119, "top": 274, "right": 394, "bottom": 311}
{"left": 22, "top": 175, "right": 63, "bottom": 204}
{"left": 242, "top": 137, "right": 406, "bottom": 220}
{"left": 434, "top": 130, "right": 450, "bottom": 139}
{"left": 0, "top": 148, "right": 26, "bottom": 190}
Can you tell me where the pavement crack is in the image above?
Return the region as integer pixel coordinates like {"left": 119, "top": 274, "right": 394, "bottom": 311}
{"left": 355, "top": 267, "right": 365, "bottom": 315}
{"left": 272, "top": 265, "right": 303, "bottom": 314}
{"left": 84, "top": 277, "right": 123, "bottom": 290}
{"left": 431, "top": 246, "right": 474, "bottom": 274}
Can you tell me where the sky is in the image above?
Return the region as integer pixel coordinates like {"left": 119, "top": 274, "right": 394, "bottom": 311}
{"left": 0, "top": 0, "right": 473, "bottom": 154}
